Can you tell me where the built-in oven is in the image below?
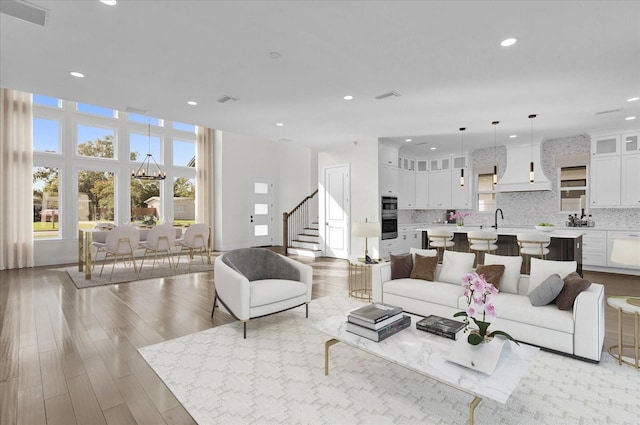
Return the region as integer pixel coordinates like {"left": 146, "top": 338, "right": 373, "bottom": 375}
{"left": 381, "top": 196, "right": 398, "bottom": 240}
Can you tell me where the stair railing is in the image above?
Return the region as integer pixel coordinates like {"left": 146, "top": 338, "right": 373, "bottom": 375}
{"left": 283, "top": 189, "right": 318, "bottom": 255}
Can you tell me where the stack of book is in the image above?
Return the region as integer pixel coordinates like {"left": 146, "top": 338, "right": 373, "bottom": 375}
{"left": 416, "top": 315, "right": 466, "bottom": 340}
{"left": 346, "top": 303, "right": 410, "bottom": 342}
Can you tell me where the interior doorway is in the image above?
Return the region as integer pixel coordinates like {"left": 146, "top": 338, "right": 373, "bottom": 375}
{"left": 249, "top": 176, "right": 273, "bottom": 247}
{"left": 323, "top": 164, "right": 350, "bottom": 259}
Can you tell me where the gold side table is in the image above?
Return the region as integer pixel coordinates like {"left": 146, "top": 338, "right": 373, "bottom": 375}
{"left": 607, "top": 296, "right": 640, "bottom": 369}
{"left": 348, "top": 259, "right": 373, "bottom": 301}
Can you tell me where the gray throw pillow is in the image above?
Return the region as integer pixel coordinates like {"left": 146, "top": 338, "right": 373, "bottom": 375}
{"left": 528, "top": 273, "right": 564, "bottom": 306}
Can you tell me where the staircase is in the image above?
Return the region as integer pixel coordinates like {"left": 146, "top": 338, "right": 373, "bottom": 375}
{"left": 287, "top": 221, "right": 322, "bottom": 257}
{"left": 283, "top": 189, "right": 322, "bottom": 257}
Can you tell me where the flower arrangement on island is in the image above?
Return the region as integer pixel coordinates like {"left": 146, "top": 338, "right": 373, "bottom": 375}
{"left": 450, "top": 210, "right": 471, "bottom": 226}
{"left": 454, "top": 272, "right": 519, "bottom": 346}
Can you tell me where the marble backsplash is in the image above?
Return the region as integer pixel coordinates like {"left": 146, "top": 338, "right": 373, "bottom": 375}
{"left": 400, "top": 133, "right": 640, "bottom": 230}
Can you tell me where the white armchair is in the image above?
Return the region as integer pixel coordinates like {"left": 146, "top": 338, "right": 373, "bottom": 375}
{"left": 212, "top": 248, "right": 313, "bottom": 338}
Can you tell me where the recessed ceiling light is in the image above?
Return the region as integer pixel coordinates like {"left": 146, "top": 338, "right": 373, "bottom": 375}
{"left": 501, "top": 38, "right": 517, "bottom": 47}
{"left": 276, "top": 123, "right": 284, "bottom": 127}
{"left": 509, "top": 134, "right": 518, "bottom": 138}
{"left": 430, "top": 147, "right": 437, "bottom": 150}
{"left": 625, "top": 116, "right": 637, "bottom": 121}
{"left": 70, "top": 71, "right": 84, "bottom": 78}
{"left": 405, "top": 138, "right": 412, "bottom": 142}
{"left": 627, "top": 97, "right": 639, "bottom": 102}
{"left": 100, "top": 0, "right": 117, "bottom": 5}
{"left": 187, "top": 100, "right": 197, "bottom": 106}
{"left": 343, "top": 95, "right": 354, "bottom": 101}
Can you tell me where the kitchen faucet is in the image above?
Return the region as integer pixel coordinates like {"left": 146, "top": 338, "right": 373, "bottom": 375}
{"left": 493, "top": 208, "right": 504, "bottom": 230}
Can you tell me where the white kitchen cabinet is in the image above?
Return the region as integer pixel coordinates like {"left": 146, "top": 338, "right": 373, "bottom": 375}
{"left": 621, "top": 132, "right": 640, "bottom": 154}
{"left": 452, "top": 155, "right": 468, "bottom": 170}
{"left": 581, "top": 231, "right": 608, "bottom": 268}
{"left": 398, "top": 169, "right": 416, "bottom": 209}
{"left": 415, "top": 173, "right": 429, "bottom": 208}
{"left": 591, "top": 135, "right": 620, "bottom": 157}
{"left": 400, "top": 156, "right": 415, "bottom": 171}
{"left": 608, "top": 231, "right": 640, "bottom": 270}
{"left": 416, "top": 159, "right": 429, "bottom": 172}
{"left": 380, "top": 164, "right": 399, "bottom": 196}
{"left": 428, "top": 170, "right": 451, "bottom": 207}
{"left": 590, "top": 156, "right": 621, "bottom": 207}
{"left": 379, "top": 143, "right": 399, "bottom": 166}
{"left": 621, "top": 153, "right": 640, "bottom": 206}
{"left": 379, "top": 239, "right": 402, "bottom": 260}
{"left": 429, "top": 157, "right": 451, "bottom": 172}
{"left": 450, "top": 174, "right": 471, "bottom": 208}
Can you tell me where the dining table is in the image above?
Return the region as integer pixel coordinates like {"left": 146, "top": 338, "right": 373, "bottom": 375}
{"left": 77, "top": 225, "right": 184, "bottom": 279}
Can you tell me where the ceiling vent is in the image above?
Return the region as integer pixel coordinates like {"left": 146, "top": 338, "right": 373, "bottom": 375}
{"left": 594, "top": 108, "right": 622, "bottom": 116}
{"left": 374, "top": 91, "right": 401, "bottom": 100}
{"left": 125, "top": 106, "right": 148, "bottom": 114}
{"left": 217, "top": 95, "right": 238, "bottom": 103}
{"left": 0, "top": 0, "right": 49, "bottom": 26}
{"left": 415, "top": 142, "right": 428, "bottom": 146}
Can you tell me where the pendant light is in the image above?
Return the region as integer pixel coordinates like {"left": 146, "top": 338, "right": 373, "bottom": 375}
{"left": 131, "top": 115, "right": 166, "bottom": 181}
{"left": 492, "top": 121, "right": 499, "bottom": 186}
{"left": 528, "top": 114, "right": 537, "bottom": 184}
{"left": 459, "top": 127, "right": 466, "bottom": 187}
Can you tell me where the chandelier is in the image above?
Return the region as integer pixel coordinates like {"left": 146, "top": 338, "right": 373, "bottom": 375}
{"left": 131, "top": 116, "right": 166, "bottom": 181}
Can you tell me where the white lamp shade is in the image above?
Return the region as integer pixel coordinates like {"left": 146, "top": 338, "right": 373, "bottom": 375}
{"left": 352, "top": 221, "right": 381, "bottom": 238}
{"left": 610, "top": 238, "right": 640, "bottom": 267}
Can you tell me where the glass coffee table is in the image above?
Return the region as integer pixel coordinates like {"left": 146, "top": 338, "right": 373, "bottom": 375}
{"left": 315, "top": 313, "right": 539, "bottom": 425}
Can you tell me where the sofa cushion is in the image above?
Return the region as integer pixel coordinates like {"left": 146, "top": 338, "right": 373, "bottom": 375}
{"left": 222, "top": 248, "right": 300, "bottom": 282}
{"left": 528, "top": 273, "right": 564, "bottom": 306}
{"left": 475, "top": 264, "right": 505, "bottom": 289}
{"left": 250, "top": 279, "right": 308, "bottom": 307}
{"left": 410, "top": 254, "right": 438, "bottom": 281}
{"left": 439, "top": 250, "right": 476, "bottom": 285}
{"left": 528, "top": 258, "right": 577, "bottom": 295}
{"left": 555, "top": 272, "right": 592, "bottom": 310}
{"left": 483, "top": 254, "right": 522, "bottom": 294}
{"left": 390, "top": 253, "right": 413, "bottom": 279}
{"left": 482, "top": 292, "right": 574, "bottom": 334}
{"left": 386, "top": 278, "right": 463, "bottom": 308}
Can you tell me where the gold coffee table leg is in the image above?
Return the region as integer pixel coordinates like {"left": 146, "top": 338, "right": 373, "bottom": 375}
{"left": 470, "top": 396, "right": 482, "bottom": 425}
{"left": 324, "top": 338, "right": 340, "bottom": 375}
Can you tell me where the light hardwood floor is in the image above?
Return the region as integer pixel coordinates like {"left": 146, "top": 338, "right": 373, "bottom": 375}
{"left": 0, "top": 256, "right": 638, "bottom": 425}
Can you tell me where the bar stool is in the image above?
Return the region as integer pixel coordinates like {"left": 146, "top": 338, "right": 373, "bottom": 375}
{"left": 517, "top": 232, "right": 550, "bottom": 274}
{"left": 467, "top": 231, "right": 498, "bottom": 266}
{"left": 427, "top": 228, "right": 455, "bottom": 263}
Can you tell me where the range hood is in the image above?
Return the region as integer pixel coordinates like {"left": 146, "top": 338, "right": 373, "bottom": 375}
{"left": 496, "top": 143, "right": 552, "bottom": 192}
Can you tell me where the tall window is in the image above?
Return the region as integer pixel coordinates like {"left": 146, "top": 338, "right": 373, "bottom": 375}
{"left": 560, "top": 166, "right": 587, "bottom": 212}
{"left": 33, "top": 166, "right": 59, "bottom": 239}
{"left": 477, "top": 173, "right": 496, "bottom": 212}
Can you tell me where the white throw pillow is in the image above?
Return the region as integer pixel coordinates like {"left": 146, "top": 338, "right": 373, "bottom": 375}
{"left": 483, "top": 253, "right": 523, "bottom": 294}
{"left": 439, "top": 250, "right": 476, "bottom": 284}
{"left": 528, "top": 258, "right": 577, "bottom": 295}
{"left": 409, "top": 247, "right": 437, "bottom": 262}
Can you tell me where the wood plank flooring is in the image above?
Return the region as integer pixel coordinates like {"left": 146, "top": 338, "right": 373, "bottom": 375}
{"left": 0, "top": 256, "right": 638, "bottom": 425}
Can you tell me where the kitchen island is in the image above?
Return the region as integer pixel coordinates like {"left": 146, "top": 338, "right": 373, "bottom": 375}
{"left": 417, "top": 227, "right": 583, "bottom": 275}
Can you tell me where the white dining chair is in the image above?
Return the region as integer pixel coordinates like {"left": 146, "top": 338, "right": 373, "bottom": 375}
{"left": 175, "top": 223, "right": 210, "bottom": 270}
{"left": 467, "top": 230, "right": 498, "bottom": 265}
{"left": 91, "top": 223, "right": 116, "bottom": 271}
{"left": 99, "top": 225, "right": 140, "bottom": 280}
{"left": 139, "top": 223, "right": 176, "bottom": 274}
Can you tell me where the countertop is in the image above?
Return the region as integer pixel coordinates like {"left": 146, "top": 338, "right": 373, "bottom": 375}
{"left": 413, "top": 226, "right": 581, "bottom": 239}
{"left": 402, "top": 222, "right": 640, "bottom": 233}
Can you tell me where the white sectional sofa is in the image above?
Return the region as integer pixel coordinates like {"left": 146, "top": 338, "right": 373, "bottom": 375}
{"left": 371, "top": 249, "right": 605, "bottom": 362}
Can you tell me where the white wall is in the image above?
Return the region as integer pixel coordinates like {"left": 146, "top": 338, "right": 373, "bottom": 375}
{"left": 214, "top": 131, "right": 314, "bottom": 251}
{"left": 318, "top": 140, "right": 379, "bottom": 259}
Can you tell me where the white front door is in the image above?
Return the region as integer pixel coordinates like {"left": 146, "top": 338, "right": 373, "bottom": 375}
{"left": 249, "top": 177, "right": 273, "bottom": 247}
{"left": 324, "top": 164, "right": 350, "bottom": 259}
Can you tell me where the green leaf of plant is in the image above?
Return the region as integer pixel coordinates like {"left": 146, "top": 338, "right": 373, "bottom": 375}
{"left": 467, "top": 333, "right": 483, "bottom": 345}
{"left": 488, "top": 330, "right": 520, "bottom": 345}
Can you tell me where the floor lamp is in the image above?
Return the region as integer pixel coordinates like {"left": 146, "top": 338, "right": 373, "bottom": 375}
{"left": 352, "top": 219, "right": 381, "bottom": 264}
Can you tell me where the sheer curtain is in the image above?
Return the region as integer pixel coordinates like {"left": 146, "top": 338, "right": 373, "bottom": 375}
{"left": 0, "top": 88, "right": 34, "bottom": 270}
{"left": 195, "top": 126, "right": 215, "bottom": 244}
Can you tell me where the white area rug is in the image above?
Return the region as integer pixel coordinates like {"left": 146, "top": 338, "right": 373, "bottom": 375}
{"left": 139, "top": 295, "right": 638, "bottom": 425}
{"left": 65, "top": 259, "right": 214, "bottom": 288}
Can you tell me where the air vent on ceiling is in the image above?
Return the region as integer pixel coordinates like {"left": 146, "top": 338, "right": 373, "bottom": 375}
{"left": 415, "top": 142, "right": 428, "bottom": 146}
{"left": 594, "top": 108, "right": 622, "bottom": 116}
{"left": 374, "top": 91, "right": 401, "bottom": 100}
{"left": 0, "top": 0, "right": 49, "bottom": 26}
{"left": 217, "top": 95, "right": 238, "bottom": 103}
{"left": 125, "top": 106, "right": 148, "bottom": 114}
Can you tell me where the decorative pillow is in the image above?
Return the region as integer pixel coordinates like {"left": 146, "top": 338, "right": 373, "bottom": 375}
{"left": 475, "top": 264, "right": 506, "bottom": 289}
{"left": 528, "top": 258, "right": 577, "bottom": 295}
{"left": 410, "top": 253, "right": 438, "bottom": 281}
{"left": 390, "top": 253, "right": 413, "bottom": 280}
{"left": 483, "top": 254, "right": 523, "bottom": 294}
{"left": 528, "top": 273, "right": 564, "bottom": 306}
{"left": 439, "top": 250, "right": 476, "bottom": 284}
{"left": 555, "top": 272, "right": 592, "bottom": 310}
{"left": 409, "top": 247, "right": 437, "bottom": 262}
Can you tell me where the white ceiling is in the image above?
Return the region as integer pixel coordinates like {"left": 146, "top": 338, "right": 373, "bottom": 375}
{"left": 1, "top": 0, "right": 639, "bottom": 156}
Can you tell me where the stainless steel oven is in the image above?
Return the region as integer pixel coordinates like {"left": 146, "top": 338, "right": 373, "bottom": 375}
{"left": 381, "top": 196, "right": 398, "bottom": 240}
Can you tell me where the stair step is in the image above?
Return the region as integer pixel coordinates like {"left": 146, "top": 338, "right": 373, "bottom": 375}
{"left": 287, "top": 247, "right": 322, "bottom": 258}
{"left": 297, "top": 233, "right": 319, "bottom": 243}
{"left": 304, "top": 227, "right": 319, "bottom": 236}
{"left": 291, "top": 240, "right": 320, "bottom": 251}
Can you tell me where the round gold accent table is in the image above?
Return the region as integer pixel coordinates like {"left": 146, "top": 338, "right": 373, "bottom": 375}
{"left": 348, "top": 259, "right": 374, "bottom": 301}
{"left": 607, "top": 296, "right": 640, "bottom": 369}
